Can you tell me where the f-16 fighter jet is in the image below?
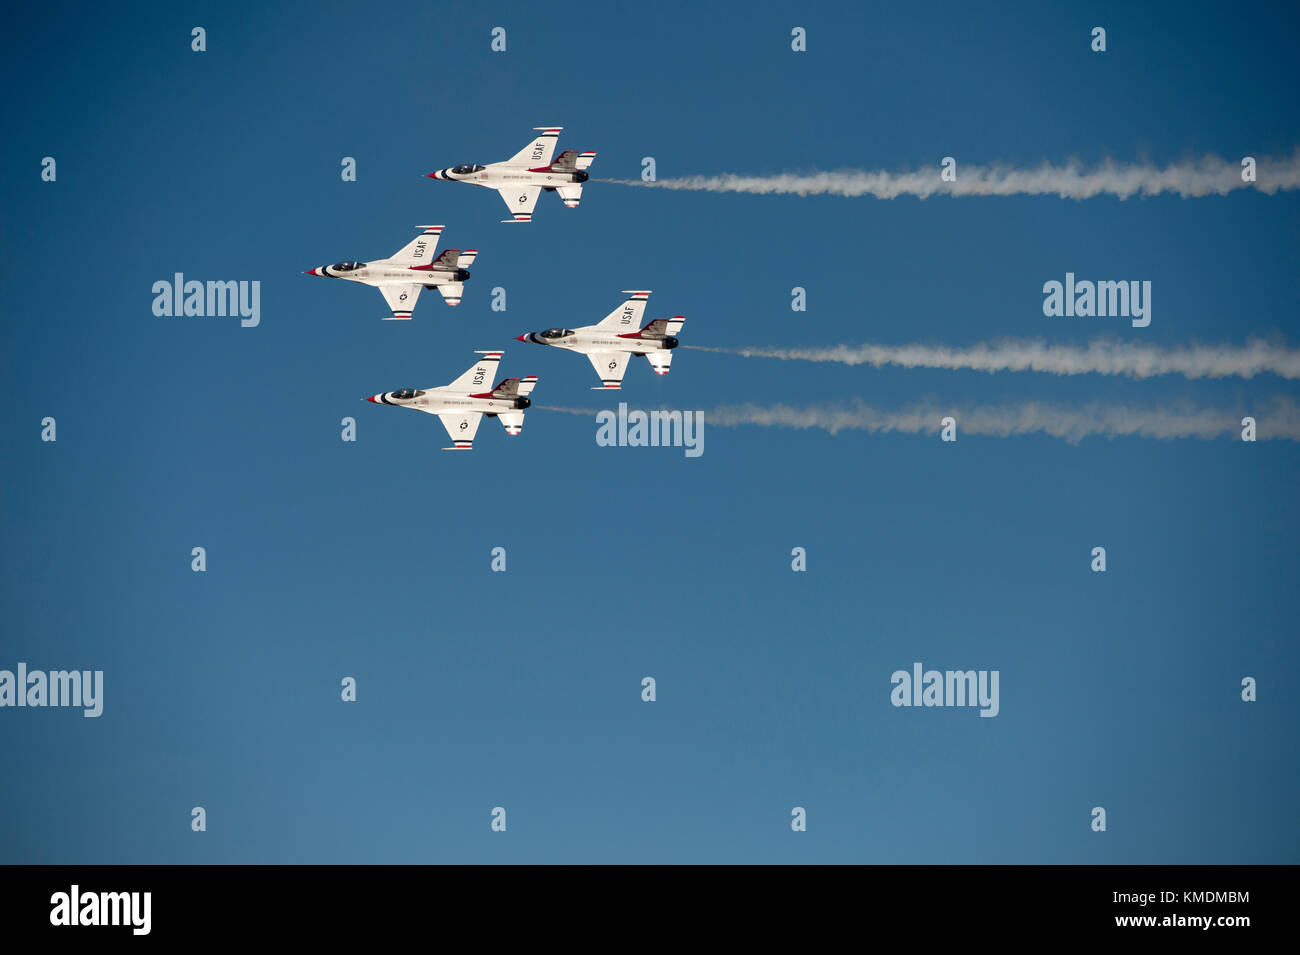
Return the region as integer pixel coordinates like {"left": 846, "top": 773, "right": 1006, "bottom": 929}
{"left": 516, "top": 291, "right": 684, "bottom": 390}
{"left": 426, "top": 127, "right": 595, "bottom": 223}
{"left": 363, "top": 351, "right": 538, "bottom": 451}
{"left": 304, "top": 225, "right": 476, "bottom": 319}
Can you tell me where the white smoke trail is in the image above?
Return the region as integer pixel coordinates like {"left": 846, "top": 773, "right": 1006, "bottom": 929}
{"left": 537, "top": 396, "right": 1300, "bottom": 444}
{"left": 598, "top": 152, "right": 1300, "bottom": 200}
{"left": 685, "top": 338, "right": 1300, "bottom": 381}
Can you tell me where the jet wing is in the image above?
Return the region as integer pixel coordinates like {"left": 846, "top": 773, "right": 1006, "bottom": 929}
{"left": 379, "top": 284, "right": 421, "bottom": 320}
{"left": 587, "top": 352, "right": 631, "bottom": 390}
{"left": 498, "top": 186, "right": 541, "bottom": 223}
{"left": 594, "top": 291, "right": 651, "bottom": 330}
{"left": 645, "top": 352, "right": 673, "bottom": 376}
{"left": 389, "top": 226, "right": 442, "bottom": 265}
{"left": 505, "top": 127, "right": 562, "bottom": 168}
{"left": 437, "top": 411, "right": 483, "bottom": 450}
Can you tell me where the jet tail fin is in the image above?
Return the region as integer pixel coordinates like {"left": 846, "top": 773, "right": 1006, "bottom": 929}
{"left": 421, "top": 248, "right": 476, "bottom": 271}
{"left": 437, "top": 282, "right": 465, "bottom": 306}
{"left": 640, "top": 316, "right": 684, "bottom": 338}
{"left": 550, "top": 150, "right": 596, "bottom": 173}
{"left": 498, "top": 411, "right": 526, "bottom": 436}
{"left": 556, "top": 183, "right": 583, "bottom": 208}
{"left": 489, "top": 375, "right": 538, "bottom": 399}
{"left": 551, "top": 150, "right": 579, "bottom": 172}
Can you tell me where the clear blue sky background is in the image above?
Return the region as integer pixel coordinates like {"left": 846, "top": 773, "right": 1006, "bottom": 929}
{"left": 2, "top": 1, "right": 1297, "bottom": 863}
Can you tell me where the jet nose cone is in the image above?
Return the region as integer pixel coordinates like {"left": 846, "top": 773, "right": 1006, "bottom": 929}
{"left": 303, "top": 268, "right": 318, "bottom": 276}
{"left": 364, "top": 395, "right": 378, "bottom": 403}
{"left": 515, "top": 334, "right": 527, "bottom": 342}
{"left": 427, "top": 170, "right": 442, "bottom": 179}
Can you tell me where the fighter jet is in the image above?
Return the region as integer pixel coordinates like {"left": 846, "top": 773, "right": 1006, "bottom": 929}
{"left": 426, "top": 127, "right": 595, "bottom": 223}
{"left": 363, "top": 351, "right": 538, "bottom": 451}
{"left": 516, "top": 291, "right": 684, "bottom": 390}
{"left": 305, "top": 225, "right": 476, "bottom": 319}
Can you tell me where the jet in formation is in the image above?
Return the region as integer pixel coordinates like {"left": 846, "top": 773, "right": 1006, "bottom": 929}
{"left": 516, "top": 291, "right": 684, "bottom": 389}
{"left": 427, "top": 127, "right": 595, "bottom": 223}
{"left": 305, "top": 226, "right": 476, "bottom": 319}
{"left": 363, "top": 351, "right": 537, "bottom": 451}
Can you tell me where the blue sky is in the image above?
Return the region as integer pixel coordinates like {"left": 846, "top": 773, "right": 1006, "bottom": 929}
{"left": 1, "top": 1, "right": 1297, "bottom": 863}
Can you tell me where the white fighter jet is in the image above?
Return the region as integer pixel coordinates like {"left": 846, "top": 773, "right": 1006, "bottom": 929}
{"left": 363, "top": 351, "right": 538, "bottom": 451}
{"left": 305, "top": 225, "right": 476, "bottom": 319}
{"left": 426, "top": 127, "right": 595, "bottom": 223}
{"left": 516, "top": 291, "right": 684, "bottom": 390}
